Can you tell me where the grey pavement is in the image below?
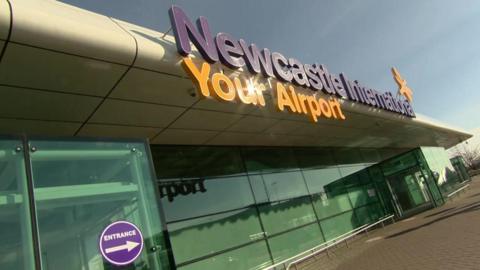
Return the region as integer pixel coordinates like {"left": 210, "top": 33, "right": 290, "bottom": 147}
{"left": 298, "top": 176, "right": 480, "bottom": 270}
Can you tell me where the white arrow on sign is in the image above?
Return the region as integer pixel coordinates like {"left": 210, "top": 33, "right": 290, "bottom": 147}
{"left": 105, "top": 241, "right": 140, "bottom": 254}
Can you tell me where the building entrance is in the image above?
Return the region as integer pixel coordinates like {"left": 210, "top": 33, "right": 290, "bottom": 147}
{"left": 386, "top": 167, "right": 433, "bottom": 218}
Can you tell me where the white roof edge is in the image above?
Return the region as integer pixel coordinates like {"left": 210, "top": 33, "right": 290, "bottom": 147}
{"left": 1, "top": 0, "right": 472, "bottom": 146}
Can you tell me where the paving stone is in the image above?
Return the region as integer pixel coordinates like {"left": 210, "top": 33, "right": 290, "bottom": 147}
{"left": 297, "top": 176, "right": 480, "bottom": 270}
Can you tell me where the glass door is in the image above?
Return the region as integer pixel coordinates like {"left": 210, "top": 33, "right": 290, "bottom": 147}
{"left": 386, "top": 167, "right": 432, "bottom": 217}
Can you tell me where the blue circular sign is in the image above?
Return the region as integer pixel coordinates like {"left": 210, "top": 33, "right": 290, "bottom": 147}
{"left": 99, "top": 221, "right": 144, "bottom": 266}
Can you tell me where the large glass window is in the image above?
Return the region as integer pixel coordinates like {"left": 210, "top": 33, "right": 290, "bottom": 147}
{"left": 260, "top": 172, "right": 309, "bottom": 201}
{"left": 243, "top": 147, "right": 309, "bottom": 201}
{"left": 1, "top": 138, "right": 434, "bottom": 270}
{"left": 258, "top": 196, "right": 317, "bottom": 236}
{"left": 302, "top": 167, "right": 342, "bottom": 194}
{"left": 168, "top": 208, "right": 264, "bottom": 265}
{"left": 243, "top": 147, "right": 299, "bottom": 174}
{"left": 177, "top": 241, "right": 272, "bottom": 270}
{"left": 161, "top": 176, "right": 255, "bottom": 222}
{"left": 152, "top": 146, "right": 245, "bottom": 179}
{"left": 381, "top": 151, "right": 418, "bottom": 176}
{"left": 320, "top": 211, "right": 357, "bottom": 241}
{"left": 421, "top": 147, "right": 464, "bottom": 195}
{"left": 154, "top": 146, "right": 273, "bottom": 269}
{"left": 0, "top": 139, "right": 36, "bottom": 270}
{"left": 267, "top": 223, "right": 324, "bottom": 263}
{"left": 29, "top": 139, "right": 170, "bottom": 270}
{"left": 312, "top": 192, "right": 352, "bottom": 220}
{"left": 162, "top": 176, "right": 264, "bottom": 265}
{"left": 151, "top": 145, "right": 400, "bottom": 270}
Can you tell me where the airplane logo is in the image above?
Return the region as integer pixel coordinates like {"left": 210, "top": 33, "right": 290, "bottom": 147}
{"left": 391, "top": 67, "right": 413, "bottom": 102}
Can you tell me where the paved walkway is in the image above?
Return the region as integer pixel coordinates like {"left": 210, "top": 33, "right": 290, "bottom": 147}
{"left": 298, "top": 176, "right": 480, "bottom": 270}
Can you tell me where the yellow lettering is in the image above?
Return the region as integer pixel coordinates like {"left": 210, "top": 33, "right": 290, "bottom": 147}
{"left": 288, "top": 86, "right": 302, "bottom": 113}
{"left": 306, "top": 95, "right": 321, "bottom": 122}
{"left": 276, "top": 82, "right": 297, "bottom": 113}
{"left": 234, "top": 78, "right": 257, "bottom": 105}
{"left": 210, "top": 73, "right": 236, "bottom": 101}
{"left": 181, "top": 58, "right": 346, "bottom": 122}
{"left": 329, "top": 98, "right": 346, "bottom": 120}
{"left": 297, "top": 93, "right": 309, "bottom": 114}
{"left": 181, "top": 57, "right": 211, "bottom": 97}
{"left": 255, "top": 85, "right": 266, "bottom": 107}
{"left": 319, "top": 98, "right": 332, "bottom": 118}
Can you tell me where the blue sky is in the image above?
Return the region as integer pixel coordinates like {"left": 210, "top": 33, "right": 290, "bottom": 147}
{"left": 62, "top": 0, "right": 480, "bottom": 131}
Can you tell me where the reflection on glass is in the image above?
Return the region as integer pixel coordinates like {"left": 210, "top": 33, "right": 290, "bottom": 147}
{"left": 421, "top": 147, "right": 464, "bottom": 195}
{"left": 347, "top": 183, "right": 378, "bottom": 208}
{"left": 0, "top": 140, "right": 35, "bottom": 270}
{"left": 302, "top": 167, "right": 342, "bottom": 194}
{"left": 259, "top": 196, "right": 317, "bottom": 235}
{"left": 242, "top": 148, "right": 299, "bottom": 174}
{"left": 359, "top": 148, "right": 382, "bottom": 164}
{"left": 312, "top": 193, "right": 352, "bottom": 220}
{"left": 161, "top": 176, "right": 255, "bottom": 222}
{"left": 152, "top": 146, "right": 246, "bottom": 179}
{"left": 178, "top": 241, "right": 272, "bottom": 270}
{"left": 261, "top": 171, "right": 309, "bottom": 201}
{"left": 151, "top": 145, "right": 408, "bottom": 270}
{"left": 168, "top": 208, "right": 263, "bottom": 264}
{"left": 30, "top": 140, "right": 169, "bottom": 270}
{"left": 320, "top": 211, "right": 357, "bottom": 241}
{"left": 333, "top": 148, "right": 363, "bottom": 165}
{"left": 268, "top": 223, "right": 324, "bottom": 263}
{"left": 381, "top": 151, "right": 418, "bottom": 176}
{"left": 450, "top": 156, "right": 470, "bottom": 182}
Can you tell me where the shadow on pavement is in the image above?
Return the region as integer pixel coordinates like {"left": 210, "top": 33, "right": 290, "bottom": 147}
{"left": 387, "top": 201, "right": 480, "bottom": 239}
{"left": 468, "top": 192, "right": 480, "bottom": 199}
{"left": 424, "top": 207, "right": 456, "bottom": 218}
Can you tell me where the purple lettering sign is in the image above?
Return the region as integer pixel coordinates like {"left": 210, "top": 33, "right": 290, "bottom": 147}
{"left": 99, "top": 221, "right": 144, "bottom": 266}
{"left": 169, "top": 5, "right": 416, "bottom": 118}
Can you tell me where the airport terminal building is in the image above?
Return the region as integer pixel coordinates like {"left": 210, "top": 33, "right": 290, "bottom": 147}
{"left": 0, "top": 1, "right": 472, "bottom": 270}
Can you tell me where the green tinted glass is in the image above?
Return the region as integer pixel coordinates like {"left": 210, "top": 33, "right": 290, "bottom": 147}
{"left": 302, "top": 167, "right": 342, "bottom": 194}
{"left": 294, "top": 147, "right": 336, "bottom": 169}
{"left": 339, "top": 165, "right": 367, "bottom": 178}
{"left": 0, "top": 140, "right": 35, "bottom": 270}
{"left": 168, "top": 207, "right": 263, "bottom": 264}
{"left": 268, "top": 223, "right": 324, "bottom": 263}
{"left": 178, "top": 241, "right": 272, "bottom": 270}
{"left": 332, "top": 148, "right": 363, "bottom": 165}
{"left": 261, "top": 171, "right": 309, "bottom": 201}
{"left": 354, "top": 203, "right": 385, "bottom": 225}
{"left": 248, "top": 175, "right": 269, "bottom": 204}
{"left": 152, "top": 146, "right": 245, "bottom": 179}
{"left": 312, "top": 193, "right": 352, "bottom": 220}
{"left": 242, "top": 147, "right": 299, "bottom": 174}
{"left": 381, "top": 151, "right": 418, "bottom": 176}
{"left": 29, "top": 140, "right": 169, "bottom": 270}
{"left": 359, "top": 148, "right": 382, "bottom": 163}
{"left": 347, "top": 184, "right": 378, "bottom": 208}
{"left": 320, "top": 211, "right": 357, "bottom": 240}
{"left": 259, "top": 196, "right": 317, "bottom": 235}
{"left": 161, "top": 176, "right": 255, "bottom": 222}
{"left": 421, "top": 147, "right": 463, "bottom": 195}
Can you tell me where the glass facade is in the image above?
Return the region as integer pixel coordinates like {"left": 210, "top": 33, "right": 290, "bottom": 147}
{"left": 0, "top": 136, "right": 470, "bottom": 270}
{"left": 151, "top": 146, "right": 406, "bottom": 270}
{"left": 0, "top": 137, "right": 171, "bottom": 270}
{"left": 450, "top": 156, "right": 470, "bottom": 183}
{"left": 421, "top": 147, "right": 469, "bottom": 196}
{"left": 0, "top": 138, "right": 36, "bottom": 270}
